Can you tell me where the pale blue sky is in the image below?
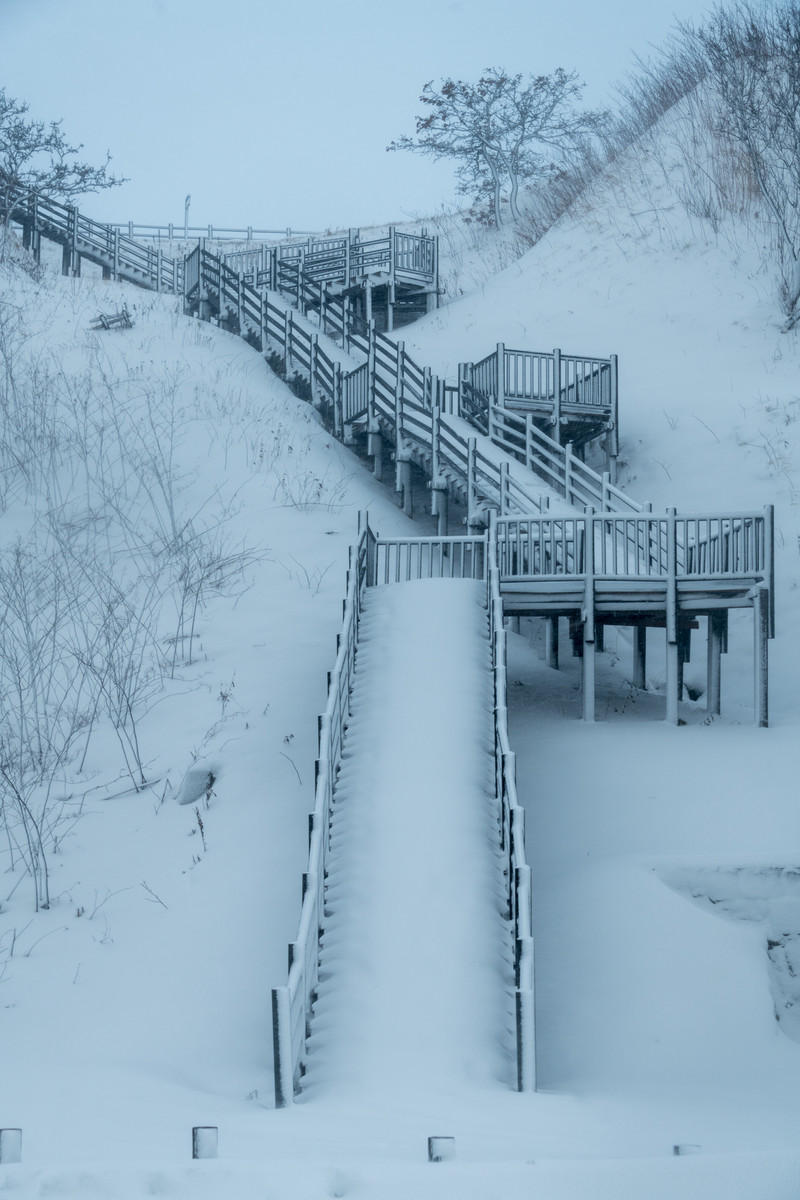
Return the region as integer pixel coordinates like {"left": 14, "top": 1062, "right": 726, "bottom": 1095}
{"left": 1, "top": 0, "right": 713, "bottom": 230}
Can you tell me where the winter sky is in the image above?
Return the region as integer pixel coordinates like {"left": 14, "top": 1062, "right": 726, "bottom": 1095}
{"left": 2, "top": 0, "right": 713, "bottom": 231}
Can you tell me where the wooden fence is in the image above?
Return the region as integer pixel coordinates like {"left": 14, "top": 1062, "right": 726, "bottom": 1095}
{"left": 1, "top": 186, "right": 184, "bottom": 291}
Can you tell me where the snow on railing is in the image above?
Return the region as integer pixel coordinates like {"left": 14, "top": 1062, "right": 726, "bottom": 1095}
{"left": 487, "top": 510, "right": 535, "bottom": 1090}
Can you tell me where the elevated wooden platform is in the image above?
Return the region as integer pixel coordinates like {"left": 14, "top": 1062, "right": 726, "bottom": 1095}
{"left": 493, "top": 510, "right": 773, "bottom": 725}
{"left": 222, "top": 227, "right": 438, "bottom": 332}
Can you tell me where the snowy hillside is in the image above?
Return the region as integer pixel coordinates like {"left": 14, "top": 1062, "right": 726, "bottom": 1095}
{"left": 2, "top": 109, "right": 800, "bottom": 1198}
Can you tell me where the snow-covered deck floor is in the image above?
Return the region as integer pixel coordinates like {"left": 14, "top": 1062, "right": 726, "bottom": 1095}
{"left": 304, "top": 578, "right": 510, "bottom": 1101}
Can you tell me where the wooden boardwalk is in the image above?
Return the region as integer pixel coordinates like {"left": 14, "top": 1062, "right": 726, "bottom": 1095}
{"left": 0, "top": 186, "right": 776, "bottom": 1111}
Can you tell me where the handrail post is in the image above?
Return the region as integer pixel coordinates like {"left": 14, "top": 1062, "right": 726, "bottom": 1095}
{"left": 271, "top": 986, "right": 293, "bottom": 1108}
{"left": 764, "top": 503, "right": 775, "bottom": 638}
{"left": 499, "top": 461, "right": 510, "bottom": 516}
{"left": 496, "top": 343, "right": 506, "bottom": 407}
{"left": 334, "top": 362, "right": 344, "bottom": 439}
{"left": 552, "top": 347, "right": 562, "bottom": 444}
{"left": 284, "top": 309, "right": 292, "bottom": 371}
{"left": 467, "top": 437, "right": 480, "bottom": 531}
{"left": 609, "top": 353, "right": 619, "bottom": 480}
{"left": 564, "top": 442, "right": 574, "bottom": 505}
{"left": 665, "top": 507, "right": 679, "bottom": 724}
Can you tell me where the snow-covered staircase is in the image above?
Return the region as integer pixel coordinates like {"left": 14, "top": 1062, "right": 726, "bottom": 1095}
{"left": 306, "top": 579, "right": 507, "bottom": 1098}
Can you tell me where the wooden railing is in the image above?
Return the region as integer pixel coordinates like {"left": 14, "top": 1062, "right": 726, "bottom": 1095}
{"left": 222, "top": 226, "right": 438, "bottom": 299}
{"left": 271, "top": 514, "right": 372, "bottom": 1107}
{"left": 494, "top": 508, "right": 774, "bottom": 602}
{"left": 467, "top": 343, "right": 618, "bottom": 429}
{"left": 0, "top": 186, "right": 184, "bottom": 292}
{"left": 185, "top": 244, "right": 556, "bottom": 520}
{"left": 373, "top": 535, "right": 486, "bottom": 585}
{"left": 489, "top": 407, "right": 643, "bottom": 513}
{"left": 487, "top": 511, "right": 535, "bottom": 1091}
{"left": 110, "top": 221, "right": 315, "bottom": 242}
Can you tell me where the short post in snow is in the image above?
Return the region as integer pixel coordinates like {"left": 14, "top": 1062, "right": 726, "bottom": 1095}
{"left": 427, "top": 1137, "right": 455, "bottom": 1163}
{"left": 192, "top": 1127, "right": 218, "bottom": 1159}
{"left": 0, "top": 1129, "right": 22, "bottom": 1164}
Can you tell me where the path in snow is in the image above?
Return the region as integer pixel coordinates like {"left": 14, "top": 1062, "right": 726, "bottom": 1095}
{"left": 305, "top": 578, "right": 510, "bottom": 1100}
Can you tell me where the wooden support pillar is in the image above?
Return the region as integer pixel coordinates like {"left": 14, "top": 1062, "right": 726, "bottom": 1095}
{"left": 633, "top": 624, "right": 647, "bottom": 690}
{"left": 582, "top": 510, "right": 596, "bottom": 722}
{"left": 569, "top": 616, "right": 583, "bottom": 657}
{"left": 433, "top": 484, "right": 449, "bottom": 536}
{"left": 754, "top": 588, "right": 769, "bottom": 728}
{"left": 387, "top": 282, "right": 395, "bottom": 332}
{"left": 544, "top": 617, "right": 559, "bottom": 669}
{"left": 666, "top": 637, "right": 680, "bottom": 725}
{"left": 706, "top": 612, "right": 722, "bottom": 715}
{"left": 367, "top": 428, "right": 383, "bottom": 480}
{"left": 582, "top": 634, "right": 596, "bottom": 722}
{"left": 665, "top": 507, "right": 679, "bottom": 725}
{"left": 398, "top": 454, "right": 413, "bottom": 517}
{"left": 595, "top": 623, "right": 605, "bottom": 652}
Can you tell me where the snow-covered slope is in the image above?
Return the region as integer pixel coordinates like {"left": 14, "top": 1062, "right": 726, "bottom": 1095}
{"left": 2, "top": 118, "right": 800, "bottom": 1198}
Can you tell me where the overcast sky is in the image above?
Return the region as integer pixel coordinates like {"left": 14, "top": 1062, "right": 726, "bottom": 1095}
{"left": 1, "top": 0, "right": 713, "bottom": 232}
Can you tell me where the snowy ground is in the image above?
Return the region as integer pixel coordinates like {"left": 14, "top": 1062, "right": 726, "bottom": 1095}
{"left": 2, "top": 116, "right": 800, "bottom": 1197}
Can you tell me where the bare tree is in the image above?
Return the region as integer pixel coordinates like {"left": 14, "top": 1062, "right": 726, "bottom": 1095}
{"left": 686, "top": 2, "right": 800, "bottom": 326}
{"left": 389, "top": 67, "right": 606, "bottom": 226}
{"left": 0, "top": 88, "right": 125, "bottom": 252}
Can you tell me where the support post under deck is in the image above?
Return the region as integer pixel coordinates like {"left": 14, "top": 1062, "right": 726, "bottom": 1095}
{"left": 432, "top": 483, "right": 449, "bottom": 536}
{"left": 544, "top": 617, "right": 559, "bottom": 669}
{"left": 582, "top": 511, "right": 596, "bottom": 722}
{"left": 633, "top": 624, "right": 647, "bottom": 690}
{"left": 665, "top": 639, "right": 680, "bottom": 725}
{"left": 706, "top": 612, "right": 722, "bottom": 715}
{"left": 754, "top": 587, "right": 769, "bottom": 728}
